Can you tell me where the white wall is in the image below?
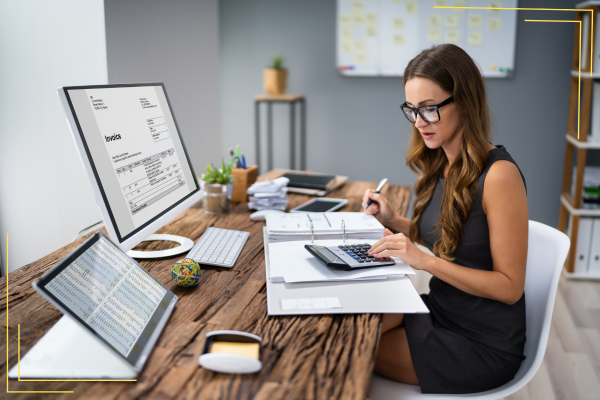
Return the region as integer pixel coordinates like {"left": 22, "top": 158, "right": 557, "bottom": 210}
{"left": 0, "top": 0, "right": 108, "bottom": 273}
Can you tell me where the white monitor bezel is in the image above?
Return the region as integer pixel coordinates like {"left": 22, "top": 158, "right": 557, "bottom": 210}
{"left": 57, "top": 83, "right": 204, "bottom": 252}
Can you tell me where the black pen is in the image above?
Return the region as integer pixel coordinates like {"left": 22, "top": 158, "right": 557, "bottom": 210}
{"left": 364, "top": 178, "right": 388, "bottom": 210}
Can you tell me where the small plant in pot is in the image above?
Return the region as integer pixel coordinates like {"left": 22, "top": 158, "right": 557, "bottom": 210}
{"left": 264, "top": 55, "right": 287, "bottom": 95}
{"left": 200, "top": 158, "right": 237, "bottom": 214}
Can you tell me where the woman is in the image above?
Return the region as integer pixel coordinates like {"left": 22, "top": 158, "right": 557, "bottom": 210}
{"left": 362, "top": 44, "right": 528, "bottom": 394}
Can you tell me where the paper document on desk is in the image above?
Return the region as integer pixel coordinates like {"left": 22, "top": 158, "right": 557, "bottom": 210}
{"left": 267, "top": 212, "right": 385, "bottom": 241}
{"left": 268, "top": 239, "right": 415, "bottom": 283}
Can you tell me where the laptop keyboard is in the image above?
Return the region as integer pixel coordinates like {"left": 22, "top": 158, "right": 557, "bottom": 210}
{"left": 186, "top": 227, "right": 250, "bottom": 268}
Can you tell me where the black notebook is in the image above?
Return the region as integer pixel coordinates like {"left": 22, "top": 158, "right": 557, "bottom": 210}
{"left": 282, "top": 173, "right": 336, "bottom": 190}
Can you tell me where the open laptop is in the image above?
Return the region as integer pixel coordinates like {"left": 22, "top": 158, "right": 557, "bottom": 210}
{"left": 9, "top": 232, "right": 177, "bottom": 379}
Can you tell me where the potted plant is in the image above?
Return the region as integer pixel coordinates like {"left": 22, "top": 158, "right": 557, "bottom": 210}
{"left": 200, "top": 157, "right": 237, "bottom": 214}
{"left": 263, "top": 55, "right": 287, "bottom": 95}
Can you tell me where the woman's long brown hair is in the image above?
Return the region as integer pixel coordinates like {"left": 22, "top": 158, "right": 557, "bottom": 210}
{"left": 405, "top": 44, "right": 492, "bottom": 261}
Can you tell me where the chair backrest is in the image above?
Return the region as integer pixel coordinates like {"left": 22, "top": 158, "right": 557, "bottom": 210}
{"left": 481, "top": 220, "right": 570, "bottom": 398}
{"left": 368, "top": 221, "right": 571, "bottom": 400}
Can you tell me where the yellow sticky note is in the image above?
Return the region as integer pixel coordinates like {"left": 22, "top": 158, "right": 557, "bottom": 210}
{"left": 355, "top": 40, "right": 366, "bottom": 51}
{"left": 406, "top": 0, "right": 418, "bottom": 15}
{"left": 394, "top": 34, "right": 405, "bottom": 45}
{"left": 434, "top": 0, "right": 448, "bottom": 6}
{"left": 340, "top": 15, "right": 352, "bottom": 26}
{"left": 353, "top": 2, "right": 364, "bottom": 15}
{"left": 452, "top": 0, "right": 466, "bottom": 13}
{"left": 366, "top": 13, "right": 377, "bottom": 25}
{"left": 342, "top": 40, "right": 353, "bottom": 52}
{"left": 468, "top": 14, "right": 482, "bottom": 28}
{"left": 356, "top": 52, "right": 367, "bottom": 65}
{"left": 487, "top": 17, "right": 501, "bottom": 31}
{"left": 446, "top": 15, "right": 459, "bottom": 28}
{"left": 427, "top": 29, "right": 441, "bottom": 42}
{"left": 342, "top": 26, "right": 353, "bottom": 38}
{"left": 429, "top": 14, "right": 442, "bottom": 27}
{"left": 446, "top": 29, "right": 460, "bottom": 43}
{"left": 489, "top": 0, "right": 502, "bottom": 14}
{"left": 367, "top": 25, "right": 378, "bottom": 36}
{"left": 354, "top": 14, "right": 365, "bottom": 24}
{"left": 393, "top": 17, "right": 404, "bottom": 30}
{"left": 210, "top": 342, "right": 260, "bottom": 360}
{"left": 468, "top": 31, "right": 482, "bottom": 45}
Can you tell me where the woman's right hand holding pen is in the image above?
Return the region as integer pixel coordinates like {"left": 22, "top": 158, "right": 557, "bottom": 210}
{"left": 362, "top": 189, "right": 411, "bottom": 236}
{"left": 362, "top": 190, "right": 396, "bottom": 226}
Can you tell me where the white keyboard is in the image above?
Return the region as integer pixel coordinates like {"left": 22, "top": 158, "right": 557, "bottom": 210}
{"left": 186, "top": 227, "right": 250, "bottom": 268}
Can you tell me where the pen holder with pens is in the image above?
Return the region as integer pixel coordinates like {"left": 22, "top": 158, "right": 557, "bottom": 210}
{"left": 231, "top": 165, "right": 258, "bottom": 202}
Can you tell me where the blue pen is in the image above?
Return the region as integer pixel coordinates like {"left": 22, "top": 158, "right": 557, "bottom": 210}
{"left": 241, "top": 155, "right": 247, "bottom": 169}
{"left": 364, "top": 178, "right": 388, "bottom": 210}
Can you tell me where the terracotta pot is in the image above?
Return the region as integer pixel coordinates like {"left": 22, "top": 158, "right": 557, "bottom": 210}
{"left": 263, "top": 68, "right": 288, "bottom": 95}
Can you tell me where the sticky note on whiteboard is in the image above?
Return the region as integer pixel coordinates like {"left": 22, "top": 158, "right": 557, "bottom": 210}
{"left": 446, "top": 15, "right": 459, "bottom": 28}
{"left": 434, "top": 0, "right": 448, "bottom": 6}
{"left": 394, "top": 34, "right": 405, "bottom": 45}
{"left": 469, "top": 15, "right": 482, "bottom": 28}
{"left": 446, "top": 30, "right": 460, "bottom": 43}
{"left": 393, "top": 17, "right": 404, "bottom": 30}
{"left": 487, "top": 18, "right": 501, "bottom": 31}
{"left": 489, "top": 1, "right": 502, "bottom": 14}
{"left": 468, "top": 32, "right": 482, "bottom": 45}
{"left": 452, "top": 0, "right": 466, "bottom": 13}
{"left": 429, "top": 14, "right": 442, "bottom": 27}
{"left": 427, "top": 29, "right": 441, "bottom": 42}
{"left": 406, "top": 0, "right": 418, "bottom": 15}
{"left": 356, "top": 53, "right": 367, "bottom": 65}
{"left": 367, "top": 26, "right": 378, "bottom": 37}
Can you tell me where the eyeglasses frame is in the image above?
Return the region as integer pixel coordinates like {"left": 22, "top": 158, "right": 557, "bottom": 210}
{"left": 400, "top": 96, "right": 455, "bottom": 124}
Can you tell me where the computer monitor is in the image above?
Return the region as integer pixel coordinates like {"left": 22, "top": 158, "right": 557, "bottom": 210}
{"left": 58, "top": 83, "right": 203, "bottom": 258}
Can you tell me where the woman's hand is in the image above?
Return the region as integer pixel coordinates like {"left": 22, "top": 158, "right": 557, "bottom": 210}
{"left": 362, "top": 189, "right": 397, "bottom": 227}
{"left": 369, "top": 229, "right": 430, "bottom": 270}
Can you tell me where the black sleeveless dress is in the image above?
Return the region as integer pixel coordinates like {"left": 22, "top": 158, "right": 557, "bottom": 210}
{"left": 404, "top": 145, "right": 527, "bottom": 394}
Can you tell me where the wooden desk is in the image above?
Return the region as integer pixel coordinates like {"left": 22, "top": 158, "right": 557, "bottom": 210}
{"left": 0, "top": 180, "right": 411, "bottom": 399}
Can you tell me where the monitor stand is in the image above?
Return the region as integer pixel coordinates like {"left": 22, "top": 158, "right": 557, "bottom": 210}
{"left": 127, "top": 234, "right": 194, "bottom": 259}
{"left": 8, "top": 315, "right": 137, "bottom": 379}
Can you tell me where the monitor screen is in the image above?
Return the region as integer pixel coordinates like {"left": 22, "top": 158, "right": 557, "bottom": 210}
{"left": 64, "top": 84, "right": 199, "bottom": 242}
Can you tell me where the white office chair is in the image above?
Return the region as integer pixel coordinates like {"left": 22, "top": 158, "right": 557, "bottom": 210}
{"left": 368, "top": 220, "right": 570, "bottom": 400}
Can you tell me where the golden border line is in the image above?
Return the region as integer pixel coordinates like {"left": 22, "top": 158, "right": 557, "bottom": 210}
{"left": 435, "top": 6, "right": 593, "bottom": 139}
{"left": 5, "top": 233, "right": 136, "bottom": 395}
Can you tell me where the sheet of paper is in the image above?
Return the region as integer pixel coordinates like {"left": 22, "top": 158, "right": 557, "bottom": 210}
{"left": 266, "top": 212, "right": 384, "bottom": 234}
{"left": 268, "top": 238, "right": 415, "bottom": 283}
{"left": 281, "top": 297, "right": 343, "bottom": 310}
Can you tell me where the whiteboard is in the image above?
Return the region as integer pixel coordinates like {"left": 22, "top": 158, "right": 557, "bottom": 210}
{"left": 337, "top": 0, "right": 518, "bottom": 77}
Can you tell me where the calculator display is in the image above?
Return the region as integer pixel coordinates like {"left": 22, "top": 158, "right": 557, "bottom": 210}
{"left": 310, "top": 245, "right": 342, "bottom": 263}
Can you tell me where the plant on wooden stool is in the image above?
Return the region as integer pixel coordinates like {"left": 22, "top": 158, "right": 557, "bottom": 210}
{"left": 264, "top": 54, "right": 288, "bottom": 95}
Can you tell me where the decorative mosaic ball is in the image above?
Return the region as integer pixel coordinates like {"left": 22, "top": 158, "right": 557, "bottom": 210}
{"left": 171, "top": 258, "right": 202, "bottom": 287}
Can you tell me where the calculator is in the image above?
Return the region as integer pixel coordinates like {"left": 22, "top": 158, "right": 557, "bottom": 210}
{"left": 304, "top": 243, "right": 395, "bottom": 271}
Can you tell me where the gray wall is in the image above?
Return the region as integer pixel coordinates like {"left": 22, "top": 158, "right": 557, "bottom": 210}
{"left": 220, "top": 0, "right": 579, "bottom": 228}
{"left": 105, "top": 0, "right": 221, "bottom": 173}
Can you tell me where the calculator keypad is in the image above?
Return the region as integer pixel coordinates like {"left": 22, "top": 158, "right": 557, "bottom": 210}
{"left": 337, "top": 244, "right": 393, "bottom": 266}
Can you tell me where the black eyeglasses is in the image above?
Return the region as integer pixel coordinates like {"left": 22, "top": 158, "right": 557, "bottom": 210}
{"left": 400, "top": 96, "right": 455, "bottom": 124}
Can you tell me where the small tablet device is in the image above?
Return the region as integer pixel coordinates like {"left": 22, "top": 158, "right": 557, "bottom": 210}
{"left": 290, "top": 198, "right": 348, "bottom": 213}
{"left": 305, "top": 244, "right": 395, "bottom": 270}
{"left": 33, "top": 232, "right": 177, "bottom": 373}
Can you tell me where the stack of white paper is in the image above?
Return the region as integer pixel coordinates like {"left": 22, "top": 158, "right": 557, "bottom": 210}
{"left": 248, "top": 177, "right": 289, "bottom": 211}
{"left": 267, "top": 238, "right": 415, "bottom": 283}
{"left": 266, "top": 212, "right": 385, "bottom": 242}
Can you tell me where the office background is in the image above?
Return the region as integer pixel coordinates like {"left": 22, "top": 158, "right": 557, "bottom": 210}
{"left": 0, "top": 0, "right": 583, "bottom": 272}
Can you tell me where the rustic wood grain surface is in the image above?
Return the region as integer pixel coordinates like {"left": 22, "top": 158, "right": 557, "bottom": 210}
{"left": 0, "top": 177, "right": 411, "bottom": 400}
